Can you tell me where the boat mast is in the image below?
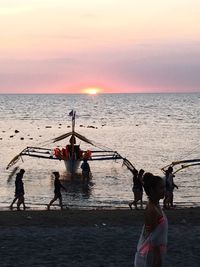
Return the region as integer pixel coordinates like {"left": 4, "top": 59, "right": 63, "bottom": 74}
{"left": 70, "top": 110, "right": 76, "bottom": 178}
{"left": 72, "top": 110, "right": 75, "bottom": 133}
{"left": 71, "top": 110, "right": 76, "bottom": 153}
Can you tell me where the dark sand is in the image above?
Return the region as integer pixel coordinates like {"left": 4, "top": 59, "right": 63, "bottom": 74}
{"left": 0, "top": 208, "right": 199, "bottom": 267}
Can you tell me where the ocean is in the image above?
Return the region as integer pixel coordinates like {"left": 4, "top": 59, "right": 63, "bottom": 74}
{"left": 0, "top": 93, "right": 199, "bottom": 209}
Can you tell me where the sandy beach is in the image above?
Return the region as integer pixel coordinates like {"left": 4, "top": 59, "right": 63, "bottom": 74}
{"left": 0, "top": 207, "right": 199, "bottom": 267}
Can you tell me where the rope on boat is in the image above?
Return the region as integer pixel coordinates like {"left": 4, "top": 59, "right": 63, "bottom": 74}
{"left": 172, "top": 143, "right": 200, "bottom": 163}
{"left": 161, "top": 140, "right": 200, "bottom": 174}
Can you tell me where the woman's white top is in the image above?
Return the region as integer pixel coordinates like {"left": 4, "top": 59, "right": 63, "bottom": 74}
{"left": 134, "top": 207, "right": 168, "bottom": 267}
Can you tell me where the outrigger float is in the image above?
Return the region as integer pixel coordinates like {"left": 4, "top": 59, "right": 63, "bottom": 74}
{"left": 161, "top": 159, "right": 200, "bottom": 174}
{"left": 6, "top": 110, "right": 133, "bottom": 176}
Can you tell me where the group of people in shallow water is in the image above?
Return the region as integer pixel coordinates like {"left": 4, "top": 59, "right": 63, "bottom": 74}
{"left": 127, "top": 166, "right": 178, "bottom": 266}
{"left": 10, "top": 159, "right": 91, "bottom": 211}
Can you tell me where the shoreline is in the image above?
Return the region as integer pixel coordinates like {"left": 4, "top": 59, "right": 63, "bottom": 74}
{"left": 0, "top": 207, "right": 199, "bottom": 227}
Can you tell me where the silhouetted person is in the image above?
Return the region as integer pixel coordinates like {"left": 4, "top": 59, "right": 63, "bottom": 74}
{"left": 47, "top": 172, "right": 67, "bottom": 210}
{"left": 163, "top": 167, "right": 178, "bottom": 209}
{"left": 81, "top": 159, "right": 91, "bottom": 182}
{"left": 129, "top": 169, "right": 145, "bottom": 210}
{"left": 10, "top": 169, "right": 26, "bottom": 210}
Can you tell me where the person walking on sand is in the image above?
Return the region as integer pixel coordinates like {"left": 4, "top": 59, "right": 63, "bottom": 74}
{"left": 134, "top": 172, "right": 168, "bottom": 267}
{"left": 129, "top": 169, "right": 145, "bottom": 210}
{"left": 47, "top": 172, "right": 67, "bottom": 210}
{"left": 10, "top": 169, "right": 26, "bottom": 210}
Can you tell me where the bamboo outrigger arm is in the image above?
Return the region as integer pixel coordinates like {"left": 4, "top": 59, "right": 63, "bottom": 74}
{"left": 6, "top": 153, "right": 22, "bottom": 170}
{"left": 122, "top": 158, "right": 136, "bottom": 172}
{"left": 161, "top": 159, "right": 200, "bottom": 174}
{"left": 6, "top": 147, "right": 129, "bottom": 170}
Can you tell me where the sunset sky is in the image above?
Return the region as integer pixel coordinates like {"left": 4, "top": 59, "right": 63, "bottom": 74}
{"left": 0, "top": 0, "right": 200, "bottom": 94}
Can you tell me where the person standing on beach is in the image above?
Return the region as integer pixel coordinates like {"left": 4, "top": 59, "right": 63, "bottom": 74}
{"left": 10, "top": 169, "right": 26, "bottom": 210}
{"left": 134, "top": 172, "right": 168, "bottom": 267}
{"left": 163, "top": 167, "right": 178, "bottom": 209}
{"left": 129, "top": 169, "right": 144, "bottom": 210}
{"left": 47, "top": 172, "right": 67, "bottom": 210}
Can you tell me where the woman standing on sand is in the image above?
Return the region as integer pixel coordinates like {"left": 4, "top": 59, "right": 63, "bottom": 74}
{"left": 134, "top": 172, "right": 168, "bottom": 267}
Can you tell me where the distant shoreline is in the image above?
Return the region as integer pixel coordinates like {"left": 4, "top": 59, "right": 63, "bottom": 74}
{"left": 0, "top": 92, "right": 199, "bottom": 95}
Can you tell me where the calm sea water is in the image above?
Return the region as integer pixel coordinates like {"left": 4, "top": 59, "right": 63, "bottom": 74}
{"left": 0, "top": 93, "right": 199, "bottom": 209}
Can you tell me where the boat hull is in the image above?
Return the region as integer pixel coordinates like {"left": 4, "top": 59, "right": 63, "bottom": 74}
{"left": 64, "top": 159, "right": 81, "bottom": 175}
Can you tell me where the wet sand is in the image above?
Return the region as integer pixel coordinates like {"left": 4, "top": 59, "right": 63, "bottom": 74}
{"left": 0, "top": 208, "right": 199, "bottom": 267}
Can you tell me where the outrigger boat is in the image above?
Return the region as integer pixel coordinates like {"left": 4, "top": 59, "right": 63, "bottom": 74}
{"left": 161, "top": 159, "right": 200, "bottom": 174}
{"left": 6, "top": 110, "right": 132, "bottom": 176}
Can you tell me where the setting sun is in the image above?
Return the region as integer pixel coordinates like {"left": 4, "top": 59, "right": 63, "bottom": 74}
{"left": 82, "top": 88, "right": 101, "bottom": 95}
